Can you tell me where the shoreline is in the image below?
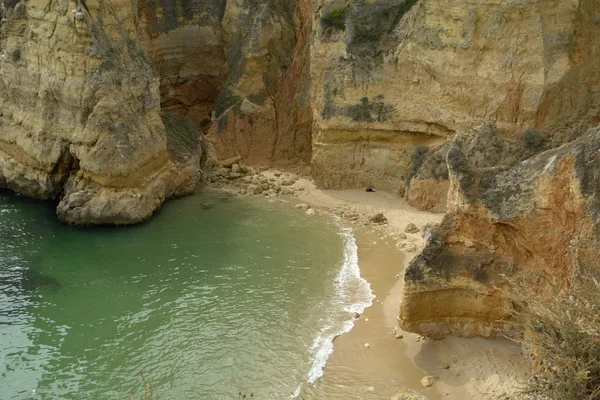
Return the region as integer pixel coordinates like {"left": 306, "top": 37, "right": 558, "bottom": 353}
{"left": 210, "top": 169, "right": 529, "bottom": 399}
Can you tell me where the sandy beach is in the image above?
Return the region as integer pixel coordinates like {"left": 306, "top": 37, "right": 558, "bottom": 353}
{"left": 260, "top": 172, "right": 530, "bottom": 399}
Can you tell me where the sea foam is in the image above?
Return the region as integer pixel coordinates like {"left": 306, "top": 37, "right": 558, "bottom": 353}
{"left": 294, "top": 227, "right": 375, "bottom": 397}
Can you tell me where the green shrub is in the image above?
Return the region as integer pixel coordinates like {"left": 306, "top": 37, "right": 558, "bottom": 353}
{"left": 10, "top": 47, "right": 21, "bottom": 62}
{"left": 321, "top": 7, "right": 348, "bottom": 31}
{"left": 523, "top": 129, "right": 547, "bottom": 150}
{"left": 353, "top": 26, "right": 385, "bottom": 44}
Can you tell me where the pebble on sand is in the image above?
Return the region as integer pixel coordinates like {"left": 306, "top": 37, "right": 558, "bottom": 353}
{"left": 420, "top": 375, "right": 435, "bottom": 387}
{"left": 364, "top": 343, "right": 371, "bottom": 348}
{"left": 405, "top": 223, "right": 420, "bottom": 233}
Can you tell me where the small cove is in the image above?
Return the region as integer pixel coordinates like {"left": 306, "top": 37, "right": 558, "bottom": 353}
{"left": 0, "top": 190, "right": 373, "bottom": 399}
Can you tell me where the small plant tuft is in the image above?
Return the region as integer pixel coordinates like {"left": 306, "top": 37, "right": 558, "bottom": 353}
{"left": 321, "top": 7, "right": 348, "bottom": 31}
{"left": 523, "top": 129, "right": 547, "bottom": 150}
{"left": 354, "top": 26, "right": 385, "bottom": 44}
{"left": 9, "top": 47, "right": 21, "bottom": 62}
{"left": 515, "top": 278, "right": 600, "bottom": 400}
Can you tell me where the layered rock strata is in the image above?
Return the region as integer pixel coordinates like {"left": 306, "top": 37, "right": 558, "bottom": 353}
{"left": 310, "top": 0, "right": 600, "bottom": 208}
{"left": 0, "top": 0, "right": 205, "bottom": 225}
{"left": 0, "top": 0, "right": 311, "bottom": 225}
{"left": 399, "top": 125, "right": 600, "bottom": 339}
{"left": 206, "top": 0, "right": 313, "bottom": 167}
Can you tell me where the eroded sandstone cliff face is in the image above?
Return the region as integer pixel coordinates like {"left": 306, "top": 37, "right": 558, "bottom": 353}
{"left": 0, "top": 0, "right": 205, "bottom": 225}
{"left": 206, "top": 0, "right": 313, "bottom": 167}
{"left": 1, "top": 0, "right": 599, "bottom": 230}
{"left": 399, "top": 125, "right": 600, "bottom": 339}
{"left": 310, "top": 0, "right": 600, "bottom": 210}
{"left": 0, "top": 0, "right": 312, "bottom": 224}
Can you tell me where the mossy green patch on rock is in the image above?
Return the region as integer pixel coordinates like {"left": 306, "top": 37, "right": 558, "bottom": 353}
{"left": 345, "top": 96, "right": 394, "bottom": 122}
{"left": 212, "top": 89, "right": 242, "bottom": 119}
{"left": 321, "top": 7, "right": 349, "bottom": 31}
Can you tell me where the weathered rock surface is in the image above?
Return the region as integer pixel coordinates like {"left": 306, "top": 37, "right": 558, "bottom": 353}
{"left": 391, "top": 388, "right": 429, "bottom": 400}
{"left": 399, "top": 125, "right": 600, "bottom": 339}
{"left": 206, "top": 0, "right": 313, "bottom": 167}
{"left": 0, "top": 0, "right": 311, "bottom": 225}
{"left": 0, "top": 0, "right": 213, "bottom": 225}
{"left": 311, "top": 0, "right": 600, "bottom": 203}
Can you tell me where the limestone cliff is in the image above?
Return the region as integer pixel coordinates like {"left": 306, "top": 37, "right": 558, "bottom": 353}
{"left": 1, "top": 0, "right": 599, "bottom": 231}
{"left": 399, "top": 125, "right": 600, "bottom": 339}
{"left": 0, "top": 0, "right": 312, "bottom": 225}
{"left": 310, "top": 0, "right": 600, "bottom": 211}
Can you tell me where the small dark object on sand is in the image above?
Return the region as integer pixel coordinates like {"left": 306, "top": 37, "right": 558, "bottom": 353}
{"left": 366, "top": 187, "right": 375, "bottom": 192}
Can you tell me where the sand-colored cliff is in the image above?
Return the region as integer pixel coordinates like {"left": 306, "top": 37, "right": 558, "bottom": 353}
{"left": 399, "top": 124, "right": 600, "bottom": 339}
{"left": 2, "top": 0, "right": 598, "bottom": 225}
{"left": 310, "top": 0, "right": 600, "bottom": 211}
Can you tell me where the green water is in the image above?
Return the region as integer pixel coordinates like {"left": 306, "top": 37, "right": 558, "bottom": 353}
{"left": 0, "top": 190, "right": 373, "bottom": 399}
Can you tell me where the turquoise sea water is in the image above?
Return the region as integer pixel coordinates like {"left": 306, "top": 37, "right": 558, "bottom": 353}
{"left": 0, "top": 190, "right": 373, "bottom": 399}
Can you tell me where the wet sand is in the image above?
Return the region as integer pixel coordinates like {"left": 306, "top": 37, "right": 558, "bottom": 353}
{"left": 302, "top": 230, "right": 444, "bottom": 399}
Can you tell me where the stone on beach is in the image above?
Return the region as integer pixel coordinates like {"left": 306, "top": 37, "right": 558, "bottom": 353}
{"left": 391, "top": 389, "right": 429, "bottom": 400}
{"left": 369, "top": 213, "right": 388, "bottom": 224}
{"left": 420, "top": 375, "right": 435, "bottom": 387}
{"left": 220, "top": 156, "right": 242, "bottom": 168}
{"left": 405, "top": 223, "right": 419, "bottom": 233}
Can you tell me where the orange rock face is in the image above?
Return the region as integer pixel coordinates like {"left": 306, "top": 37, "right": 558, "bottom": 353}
{"left": 399, "top": 126, "right": 600, "bottom": 339}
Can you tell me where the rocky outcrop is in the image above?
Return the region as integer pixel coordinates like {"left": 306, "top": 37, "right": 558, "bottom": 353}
{"left": 399, "top": 125, "right": 600, "bottom": 339}
{"left": 0, "top": 0, "right": 210, "bottom": 225}
{"left": 404, "top": 143, "right": 449, "bottom": 212}
{"left": 310, "top": 0, "right": 600, "bottom": 205}
{"left": 0, "top": 0, "right": 310, "bottom": 225}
